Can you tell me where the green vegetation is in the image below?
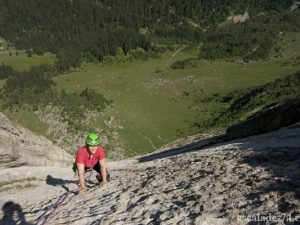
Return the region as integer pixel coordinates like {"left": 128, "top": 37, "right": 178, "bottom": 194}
{"left": 171, "top": 58, "right": 197, "bottom": 69}
{"left": 0, "top": 181, "right": 12, "bottom": 188}
{"left": 0, "top": 177, "right": 39, "bottom": 192}
{"left": 200, "top": 11, "right": 300, "bottom": 60}
{"left": 0, "top": 0, "right": 299, "bottom": 158}
{"left": 52, "top": 44, "right": 299, "bottom": 155}
{"left": 197, "top": 71, "right": 300, "bottom": 129}
{"left": 1, "top": 34, "right": 300, "bottom": 156}
{"left": 0, "top": 65, "right": 111, "bottom": 134}
{"left": 0, "top": 51, "right": 56, "bottom": 71}
{"left": 5, "top": 109, "right": 50, "bottom": 137}
{"left": 0, "top": 63, "right": 14, "bottom": 79}
{"left": 271, "top": 32, "right": 300, "bottom": 60}
{"left": 0, "top": 0, "right": 296, "bottom": 70}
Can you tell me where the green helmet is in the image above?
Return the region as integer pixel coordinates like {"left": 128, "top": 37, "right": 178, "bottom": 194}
{"left": 86, "top": 132, "right": 100, "bottom": 146}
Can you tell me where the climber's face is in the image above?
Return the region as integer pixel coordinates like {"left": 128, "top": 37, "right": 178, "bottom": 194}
{"left": 88, "top": 146, "right": 97, "bottom": 154}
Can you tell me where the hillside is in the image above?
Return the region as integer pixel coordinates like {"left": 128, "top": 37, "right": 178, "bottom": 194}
{"left": 0, "top": 0, "right": 299, "bottom": 158}
{"left": 0, "top": 2, "right": 300, "bottom": 224}
{"left": 0, "top": 0, "right": 295, "bottom": 63}
{"left": 0, "top": 0, "right": 299, "bottom": 68}
{"left": 1, "top": 49, "right": 300, "bottom": 158}
{"left": 208, "top": 71, "right": 300, "bottom": 129}
{"left": 0, "top": 53, "right": 300, "bottom": 157}
{"left": 0, "top": 101, "right": 299, "bottom": 225}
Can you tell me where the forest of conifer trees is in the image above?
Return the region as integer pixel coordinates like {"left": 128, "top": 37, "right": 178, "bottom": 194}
{"left": 0, "top": 0, "right": 299, "bottom": 154}
{"left": 0, "top": 0, "right": 297, "bottom": 68}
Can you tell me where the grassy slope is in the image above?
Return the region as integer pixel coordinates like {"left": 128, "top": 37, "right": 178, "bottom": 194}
{"left": 271, "top": 32, "right": 300, "bottom": 60}
{"left": 55, "top": 37, "right": 300, "bottom": 155}
{"left": 0, "top": 51, "right": 55, "bottom": 70}
{"left": 0, "top": 32, "right": 299, "bottom": 156}
{"left": 0, "top": 51, "right": 56, "bottom": 88}
{"left": 0, "top": 51, "right": 56, "bottom": 140}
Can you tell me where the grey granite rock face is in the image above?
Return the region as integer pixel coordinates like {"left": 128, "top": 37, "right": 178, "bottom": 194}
{"left": 0, "top": 112, "right": 73, "bottom": 168}
{"left": 1, "top": 122, "right": 299, "bottom": 225}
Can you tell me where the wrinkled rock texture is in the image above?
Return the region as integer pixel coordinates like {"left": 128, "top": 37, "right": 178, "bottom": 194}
{"left": 1, "top": 122, "right": 299, "bottom": 225}
{"left": 0, "top": 112, "right": 73, "bottom": 168}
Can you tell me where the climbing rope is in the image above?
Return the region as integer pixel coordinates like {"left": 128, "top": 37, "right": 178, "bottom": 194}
{"left": 37, "top": 170, "right": 96, "bottom": 225}
{"left": 37, "top": 189, "right": 77, "bottom": 225}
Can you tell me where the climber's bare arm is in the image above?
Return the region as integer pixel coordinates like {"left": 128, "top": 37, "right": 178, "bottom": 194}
{"left": 77, "top": 163, "right": 86, "bottom": 194}
{"left": 99, "top": 159, "right": 107, "bottom": 186}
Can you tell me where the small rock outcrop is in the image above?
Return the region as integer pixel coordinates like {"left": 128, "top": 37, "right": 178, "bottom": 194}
{"left": 291, "top": 1, "right": 300, "bottom": 11}
{"left": 227, "top": 11, "right": 249, "bottom": 23}
{"left": 0, "top": 112, "right": 73, "bottom": 167}
{"left": 226, "top": 96, "right": 300, "bottom": 140}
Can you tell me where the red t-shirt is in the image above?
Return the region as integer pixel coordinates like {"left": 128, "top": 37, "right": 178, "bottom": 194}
{"left": 76, "top": 146, "right": 105, "bottom": 168}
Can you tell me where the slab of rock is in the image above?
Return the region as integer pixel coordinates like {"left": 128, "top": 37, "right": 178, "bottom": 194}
{"left": 1, "top": 121, "right": 299, "bottom": 225}
{"left": 0, "top": 112, "right": 73, "bottom": 168}
{"left": 226, "top": 96, "right": 300, "bottom": 140}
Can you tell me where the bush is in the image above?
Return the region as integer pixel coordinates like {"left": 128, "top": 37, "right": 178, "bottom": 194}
{"left": 211, "top": 71, "right": 300, "bottom": 128}
{"left": 171, "top": 58, "right": 194, "bottom": 69}
{"left": 199, "top": 11, "right": 300, "bottom": 60}
{"left": 1, "top": 65, "right": 111, "bottom": 132}
{"left": 0, "top": 63, "right": 14, "bottom": 80}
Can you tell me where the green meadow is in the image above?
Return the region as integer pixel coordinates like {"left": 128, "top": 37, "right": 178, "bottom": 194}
{"left": 0, "top": 51, "right": 56, "bottom": 71}
{"left": 54, "top": 44, "right": 300, "bottom": 155}
{"left": 1, "top": 32, "right": 300, "bottom": 156}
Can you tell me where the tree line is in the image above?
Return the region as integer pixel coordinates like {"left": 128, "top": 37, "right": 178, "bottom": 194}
{"left": 200, "top": 10, "right": 300, "bottom": 60}
{"left": 0, "top": 65, "right": 111, "bottom": 131}
{"left": 193, "top": 70, "right": 300, "bottom": 130}
{"left": 0, "top": 0, "right": 296, "bottom": 68}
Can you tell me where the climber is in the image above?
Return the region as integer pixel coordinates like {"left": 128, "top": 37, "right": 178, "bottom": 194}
{"left": 75, "top": 132, "right": 110, "bottom": 194}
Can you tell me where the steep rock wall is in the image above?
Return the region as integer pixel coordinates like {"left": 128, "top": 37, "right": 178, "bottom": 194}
{"left": 0, "top": 112, "right": 73, "bottom": 167}
{"left": 226, "top": 96, "right": 300, "bottom": 140}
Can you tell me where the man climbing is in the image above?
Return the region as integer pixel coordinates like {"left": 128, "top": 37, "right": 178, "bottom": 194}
{"left": 75, "top": 132, "right": 109, "bottom": 194}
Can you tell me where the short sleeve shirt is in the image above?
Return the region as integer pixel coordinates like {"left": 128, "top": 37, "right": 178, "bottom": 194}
{"left": 76, "top": 146, "right": 105, "bottom": 168}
